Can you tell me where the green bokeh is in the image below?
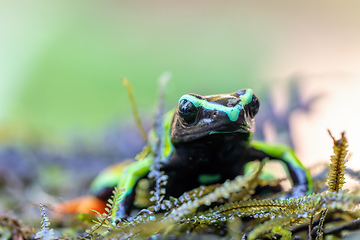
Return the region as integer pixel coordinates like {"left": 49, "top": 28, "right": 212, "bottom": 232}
{"left": 4, "top": 1, "right": 271, "bottom": 138}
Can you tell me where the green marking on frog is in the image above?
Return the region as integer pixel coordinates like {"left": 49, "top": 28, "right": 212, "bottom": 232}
{"left": 209, "top": 129, "right": 248, "bottom": 135}
{"left": 179, "top": 94, "right": 248, "bottom": 122}
{"left": 251, "top": 141, "right": 313, "bottom": 194}
{"left": 239, "top": 88, "right": 254, "bottom": 105}
{"left": 198, "top": 174, "right": 222, "bottom": 184}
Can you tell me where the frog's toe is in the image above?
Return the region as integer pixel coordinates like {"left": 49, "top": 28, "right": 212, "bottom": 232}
{"left": 54, "top": 195, "right": 107, "bottom": 215}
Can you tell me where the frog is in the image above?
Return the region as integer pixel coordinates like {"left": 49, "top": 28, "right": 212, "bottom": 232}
{"left": 85, "top": 88, "right": 313, "bottom": 220}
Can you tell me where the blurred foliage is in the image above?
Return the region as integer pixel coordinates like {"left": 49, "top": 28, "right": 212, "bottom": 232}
{"left": 1, "top": 1, "right": 272, "bottom": 140}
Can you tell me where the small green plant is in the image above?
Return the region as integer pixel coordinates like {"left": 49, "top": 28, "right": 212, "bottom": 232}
{"left": 35, "top": 203, "right": 55, "bottom": 240}
{"left": 85, "top": 187, "right": 123, "bottom": 237}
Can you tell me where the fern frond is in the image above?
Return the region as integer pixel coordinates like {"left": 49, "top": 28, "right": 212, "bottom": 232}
{"left": 316, "top": 131, "right": 348, "bottom": 240}
{"left": 176, "top": 184, "right": 219, "bottom": 205}
{"left": 146, "top": 184, "right": 220, "bottom": 214}
{"left": 186, "top": 189, "right": 359, "bottom": 228}
{"left": 187, "top": 194, "right": 320, "bottom": 225}
{"left": 327, "top": 131, "right": 348, "bottom": 192}
{"left": 320, "top": 190, "right": 359, "bottom": 211}
{"left": 85, "top": 187, "right": 123, "bottom": 236}
{"left": 248, "top": 213, "right": 308, "bottom": 240}
{"left": 107, "top": 214, "right": 169, "bottom": 239}
{"left": 35, "top": 203, "right": 55, "bottom": 240}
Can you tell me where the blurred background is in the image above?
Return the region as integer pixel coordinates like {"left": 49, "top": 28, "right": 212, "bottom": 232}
{"left": 1, "top": 0, "right": 360, "bottom": 225}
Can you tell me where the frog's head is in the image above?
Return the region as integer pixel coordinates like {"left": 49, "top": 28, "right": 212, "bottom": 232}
{"left": 171, "top": 89, "right": 260, "bottom": 143}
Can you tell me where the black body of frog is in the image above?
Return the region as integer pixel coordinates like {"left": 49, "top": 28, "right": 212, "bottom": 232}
{"left": 92, "top": 89, "right": 312, "bottom": 219}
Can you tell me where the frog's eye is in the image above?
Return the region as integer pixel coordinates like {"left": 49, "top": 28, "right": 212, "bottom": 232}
{"left": 248, "top": 95, "right": 260, "bottom": 118}
{"left": 178, "top": 99, "right": 198, "bottom": 125}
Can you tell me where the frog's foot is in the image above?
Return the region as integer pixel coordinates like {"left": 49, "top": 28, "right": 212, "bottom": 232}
{"left": 113, "top": 205, "right": 130, "bottom": 223}
{"left": 54, "top": 195, "right": 107, "bottom": 215}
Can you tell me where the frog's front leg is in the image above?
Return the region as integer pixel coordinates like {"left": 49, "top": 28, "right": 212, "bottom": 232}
{"left": 115, "top": 156, "right": 153, "bottom": 219}
{"left": 248, "top": 141, "right": 313, "bottom": 197}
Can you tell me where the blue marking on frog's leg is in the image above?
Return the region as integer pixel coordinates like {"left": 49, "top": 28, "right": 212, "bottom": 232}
{"left": 249, "top": 141, "right": 313, "bottom": 196}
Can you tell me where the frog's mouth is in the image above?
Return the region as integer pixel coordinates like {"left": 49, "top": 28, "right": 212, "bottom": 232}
{"left": 171, "top": 109, "right": 254, "bottom": 143}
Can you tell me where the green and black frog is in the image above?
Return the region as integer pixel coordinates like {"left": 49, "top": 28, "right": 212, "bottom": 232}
{"left": 90, "top": 89, "right": 313, "bottom": 219}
